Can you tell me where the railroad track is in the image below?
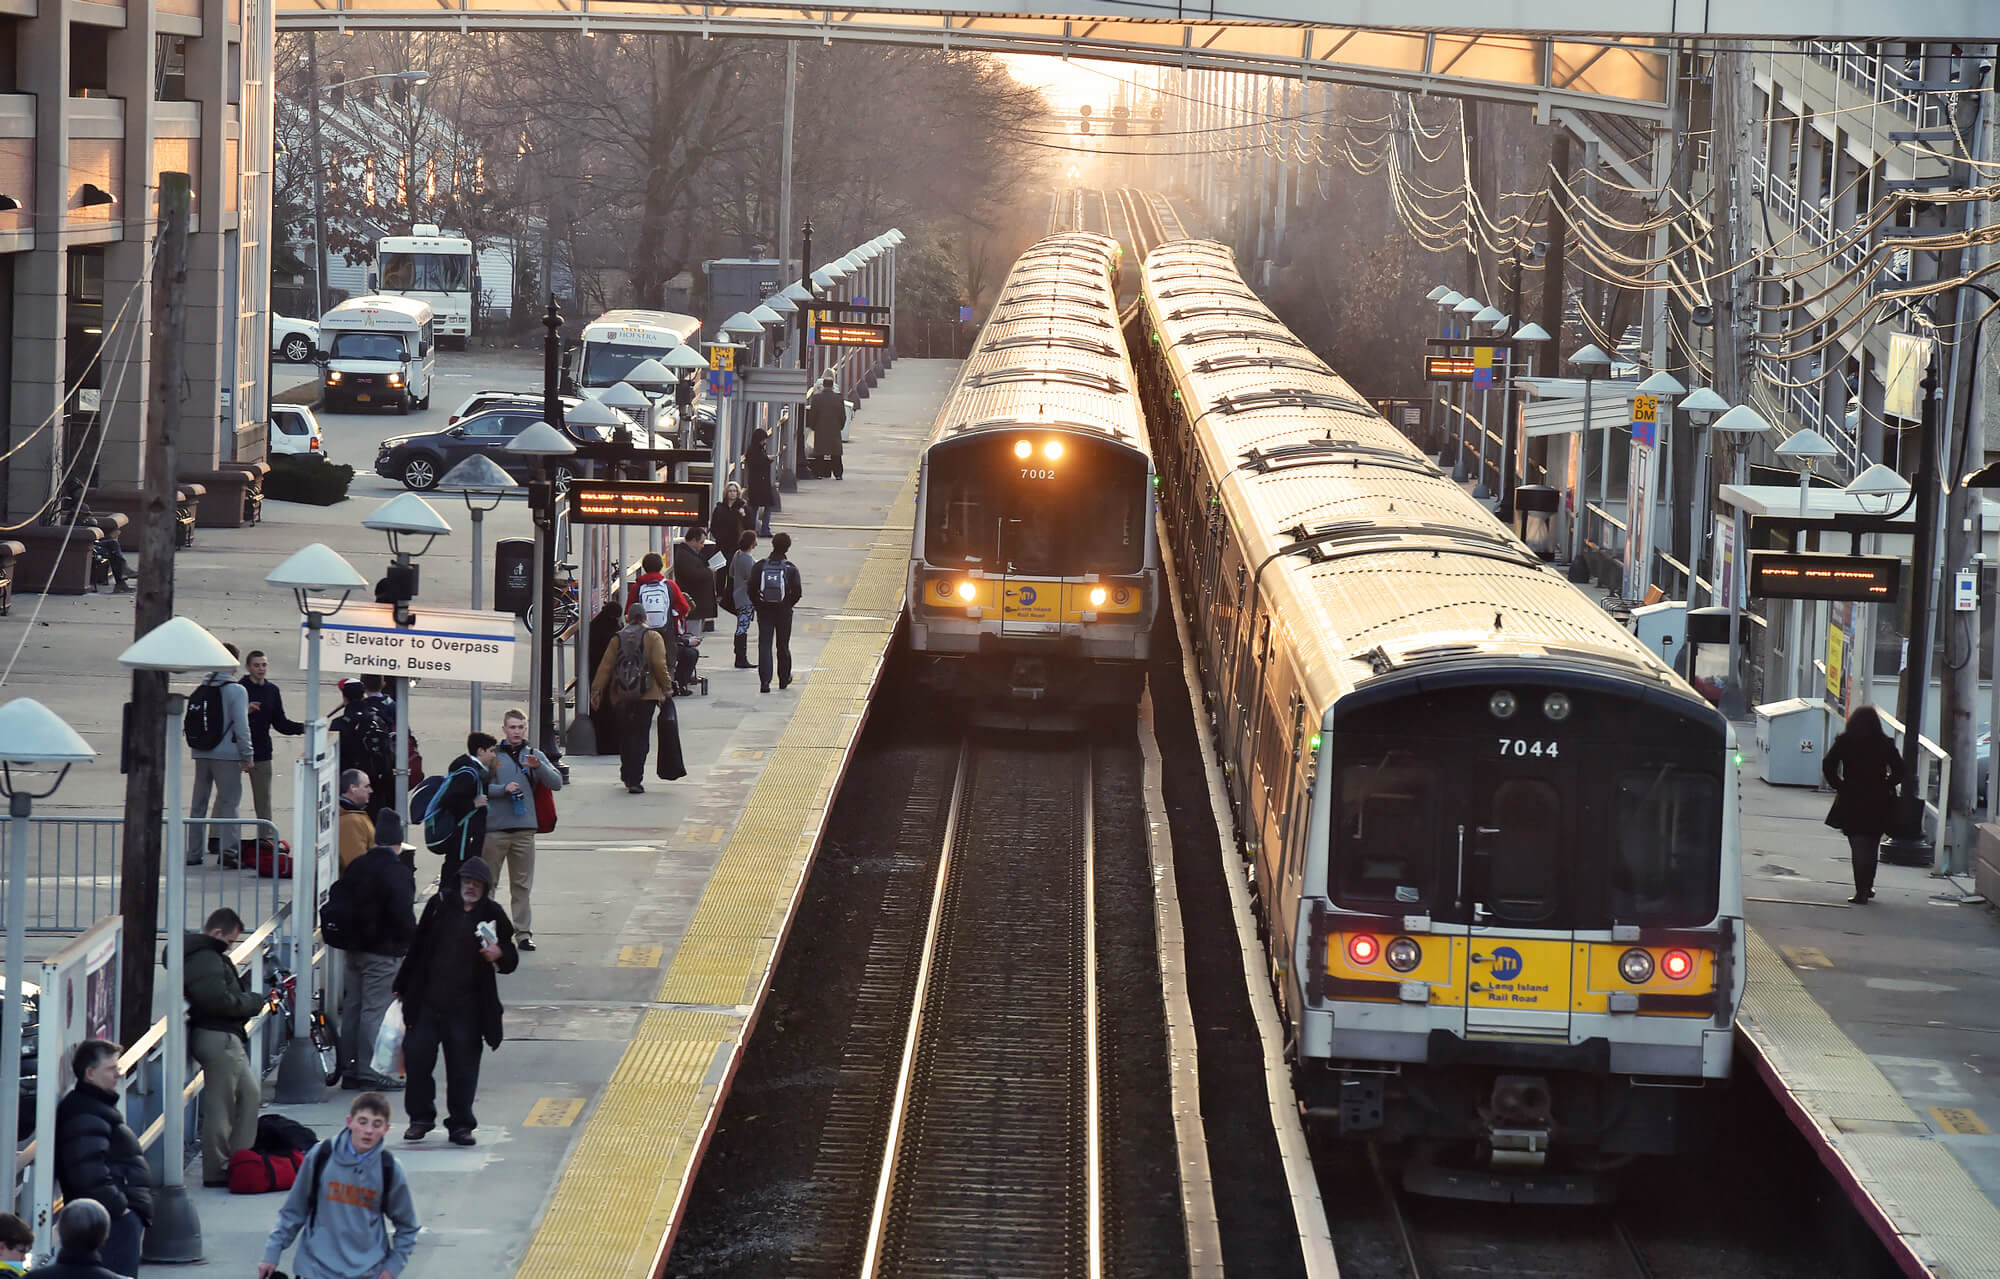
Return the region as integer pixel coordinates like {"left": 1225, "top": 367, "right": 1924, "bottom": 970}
{"left": 1370, "top": 1147, "right": 1656, "bottom": 1279}
{"left": 860, "top": 739, "right": 1102, "bottom": 1279}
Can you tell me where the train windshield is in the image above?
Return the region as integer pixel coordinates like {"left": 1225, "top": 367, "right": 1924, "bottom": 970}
{"left": 1610, "top": 769, "right": 1722, "bottom": 927}
{"left": 1335, "top": 756, "right": 1439, "bottom": 906}
{"left": 923, "top": 433, "right": 1147, "bottom": 576}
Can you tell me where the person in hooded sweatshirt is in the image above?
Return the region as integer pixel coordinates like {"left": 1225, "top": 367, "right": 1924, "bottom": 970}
{"left": 258, "top": 1092, "right": 420, "bottom": 1279}
{"left": 393, "top": 857, "right": 518, "bottom": 1145}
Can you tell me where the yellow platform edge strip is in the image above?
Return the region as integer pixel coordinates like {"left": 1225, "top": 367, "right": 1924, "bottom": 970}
{"left": 513, "top": 475, "right": 915, "bottom": 1279}
{"left": 1741, "top": 925, "right": 2000, "bottom": 1276}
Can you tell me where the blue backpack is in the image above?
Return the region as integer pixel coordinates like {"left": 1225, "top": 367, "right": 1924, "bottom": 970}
{"left": 414, "top": 765, "right": 479, "bottom": 857}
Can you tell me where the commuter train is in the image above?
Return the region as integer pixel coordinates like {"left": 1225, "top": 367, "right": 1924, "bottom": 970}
{"left": 1134, "top": 240, "right": 1743, "bottom": 1199}
{"left": 906, "top": 233, "right": 1159, "bottom": 716}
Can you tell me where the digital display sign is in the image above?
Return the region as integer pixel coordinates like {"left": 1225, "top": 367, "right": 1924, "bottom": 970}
{"left": 814, "top": 322, "right": 890, "bottom": 348}
{"left": 1426, "top": 355, "right": 1479, "bottom": 381}
{"left": 567, "top": 481, "right": 710, "bottom": 527}
{"left": 1748, "top": 551, "right": 1902, "bottom": 602}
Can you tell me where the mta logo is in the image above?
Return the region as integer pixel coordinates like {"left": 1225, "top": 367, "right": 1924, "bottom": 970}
{"left": 1018, "top": 585, "right": 1037, "bottom": 606}
{"left": 1491, "top": 947, "right": 1524, "bottom": 981}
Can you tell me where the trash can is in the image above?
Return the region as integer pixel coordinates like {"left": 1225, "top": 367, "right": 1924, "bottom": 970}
{"left": 1629, "top": 600, "right": 1688, "bottom": 669}
{"left": 1754, "top": 698, "right": 1829, "bottom": 787}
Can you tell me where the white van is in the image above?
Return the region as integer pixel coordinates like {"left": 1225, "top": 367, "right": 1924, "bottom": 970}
{"left": 318, "top": 295, "right": 436, "bottom": 413}
{"left": 564, "top": 309, "right": 701, "bottom": 396}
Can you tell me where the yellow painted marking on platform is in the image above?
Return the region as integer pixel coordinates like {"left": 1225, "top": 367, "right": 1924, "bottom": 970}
{"left": 729, "top": 749, "right": 766, "bottom": 761}
{"left": 802, "top": 621, "right": 831, "bottom": 633}
{"left": 1929, "top": 1106, "right": 1992, "bottom": 1135}
{"left": 679, "top": 825, "right": 726, "bottom": 844}
{"left": 617, "top": 944, "right": 663, "bottom": 968}
{"left": 1780, "top": 945, "right": 1833, "bottom": 969}
{"left": 524, "top": 1097, "right": 587, "bottom": 1127}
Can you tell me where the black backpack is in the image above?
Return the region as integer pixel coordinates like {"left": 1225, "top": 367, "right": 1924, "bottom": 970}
{"left": 319, "top": 871, "right": 365, "bottom": 951}
{"left": 184, "top": 681, "right": 227, "bottom": 751}
{"left": 757, "top": 558, "right": 788, "bottom": 605}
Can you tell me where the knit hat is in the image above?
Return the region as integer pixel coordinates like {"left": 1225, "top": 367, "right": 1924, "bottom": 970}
{"left": 457, "top": 856, "right": 495, "bottom": 888}
{"left": 372, "top": 810, "right": 405, "bottom": 849}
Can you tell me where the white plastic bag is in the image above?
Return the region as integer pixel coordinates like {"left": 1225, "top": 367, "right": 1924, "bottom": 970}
{"left": 370, "top": 999, "right": 406, "bottom": 1077}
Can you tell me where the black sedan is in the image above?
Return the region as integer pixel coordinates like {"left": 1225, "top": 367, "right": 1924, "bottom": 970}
{"left": 375, "top": 407, "right": 583, "bottom": 491}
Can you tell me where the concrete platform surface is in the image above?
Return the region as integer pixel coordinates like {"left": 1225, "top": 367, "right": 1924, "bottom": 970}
{"left": 1741, "top": 746, "right": 2000, "bottom": 1278}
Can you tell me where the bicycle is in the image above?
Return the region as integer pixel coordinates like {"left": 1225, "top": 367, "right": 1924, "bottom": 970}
{"left": 267, "top": 965, "right": 341, "bottom": 1086}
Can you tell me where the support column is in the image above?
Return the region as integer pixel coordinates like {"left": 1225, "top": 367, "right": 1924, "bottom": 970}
{"left": 179, "top": 0, "right": 234, "bottom": 471}
{"left": 100, "top": 0, "right": 160, "bottom": 491}
{"left": 11, "top": 9, "right": 70, "bottom": 520}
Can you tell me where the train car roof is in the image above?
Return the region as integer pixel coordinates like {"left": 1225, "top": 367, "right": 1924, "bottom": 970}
{"left": 1140, "top": 239, "right": 1692, "bottom": 706}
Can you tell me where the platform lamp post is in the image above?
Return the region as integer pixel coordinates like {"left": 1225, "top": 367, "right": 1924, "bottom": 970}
{"left": 362, "top": 494, "right": 453, "bottom": 822}
{"left": 1845, "top": 463, "right": 1912, "bottom": 736}
{"left": 1774, "top": 428, "right": 1842, "bottom": 700}
{"left": 779, "top": 280, "right": 817, "bottom": 492}
{"left": 1499, "top": 321, "right": 1551, "bottom": 524}
{"left": 1634, "top": 370, "right": 1686, "bottom": 583}
{"left": 755, "top": 298, "right": 795, "bottom": 488}
{"left": 0, "top": 699, "right": 92, "bottom": 1215}
{"left": 435, "top": 458, "right": 519, "bottom": 732}
{"left": 262, "top": 543, "right": 368, "bottom": 1104}
{"left": 1448, "top": 296, "right": 1484, "bottom": 481}
{"left": 1711, "top": 404, "right": 1774, "bottom": 717}
{"left": 506, "top": 422, "right": 578, "bottom": 759}
{"left": 720, "top": 312, "right": 765, "bottom": 497}
{"left": 1430, "top": 288, "right": 1462, "bottom": 461}
{"left": 1680, "top": 387, "right": 1732, "bottom": 601}
{"left": 116, "top": 615, "right": 239, "bottom": 1263}
{"left": 1471, "top": 305, "right": 1505, "bottom": 498}
{"left": 1565, "top": 343, "right": 1614, "bottom": 582}
{"left": 662, "top": 345, "right": 711, "bottom": 470}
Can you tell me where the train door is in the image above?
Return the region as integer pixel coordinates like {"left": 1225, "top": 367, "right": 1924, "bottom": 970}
{"left": 995, "top": 516, "right": 1059, "bottom": 636}
{"left": 1455, "top": 756, "right": 1576, "bottom": 1040}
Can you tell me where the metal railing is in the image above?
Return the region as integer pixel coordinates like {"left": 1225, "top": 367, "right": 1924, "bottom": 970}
{"left": 1802, "top": 42, "right": 1945, "bottom": 129}
{"left": 1, "top": 817, "right": 290, "bottom": 935}
{"left": 1872, "top": 707, "right": 1950, "bottom": 858}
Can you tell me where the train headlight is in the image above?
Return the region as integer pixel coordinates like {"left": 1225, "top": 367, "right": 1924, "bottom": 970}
{"left": 1543, "top": 692, "right": 1573, "bottom": 722}
{"left": 1044, "top": 440, "right": 1064, "bottom": 460}
{"left": 1489, "top": 690, "right": 1518, "bottom": 720}
{"left": 1014, "top": 439, "right": 1033, "bottom": 459}
{"left": 1661, "top": 949, "right": 1694, "bottom": 981}
{"left": 1385, "top": 937, "right": 1422, "bottom": 973}
{"left": 1089, "top": 586, "right": 1108, "bottom": 607}
{"left": 1618, "top": 948, "right": 1655, "bottom": 984}
{"left": 1346, "top": 934, "right": 1380, "bottom": 966}
{"left": 956, "top": 581, "right": 977, "bottom": 602}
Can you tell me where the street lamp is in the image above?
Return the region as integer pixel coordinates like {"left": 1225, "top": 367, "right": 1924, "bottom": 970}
{"left": 1566, "top": 343, "right": 1614, "bottom": 581}
{"left": 1450, "top": 296, "right": 1485, "bottom": 482}
{"left": 0, "top": 699, "right": 92, "bottom": 1226}
{"left": 1711, "top": 404, "right": 1774, "bottom": 716}
{"left": 1775, "top": 428, "right": 1843, "bottom": 699}
{"left": 506, "top": 422, "right": 578, "bottom": 758}
{"left": 1472, "top": 305, "right": 1505, "bottom": 498}
{"left": 1499, "top": 321, "right": 1551, "bottom": 522}
{"left": 262, "top": 543, "right": 367, "bottom": 1104}
{"left": 435, "top": 457, "right": 518, "bottom": 730}
{"left": 1681, "top": 387, "right": 1731, "bottom": 598}
{"left": 116, "top": 615, "right": 239, "bottom": 1261}
{"left": 1844, "top": 463, "right": 1913, "bottom": 734}
{"left": 363, "top": 494, "right": 452, "bottom": 821}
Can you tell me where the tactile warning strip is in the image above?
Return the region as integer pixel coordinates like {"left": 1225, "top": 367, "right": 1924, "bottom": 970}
{"left": 1741, "top": 925, "right": 2000, "bottom": 1276}
{"left": 516, "top": 474, "right": 916, "bottom": 1279}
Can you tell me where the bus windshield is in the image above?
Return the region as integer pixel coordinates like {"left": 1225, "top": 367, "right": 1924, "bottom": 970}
{"left": 329, "top": 332, "right": 408, "bottom": 361}
{"left": 581, "top": 341, "right": 668, "bottom": 388}
{"left": 380, "top": 252, "right": 471, "bottom": 293}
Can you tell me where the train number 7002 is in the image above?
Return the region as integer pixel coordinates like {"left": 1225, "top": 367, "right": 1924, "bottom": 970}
{"left": 1019, "top": 468, "right": 1057, "bottom": 480}
{"left": 1498, "top": 738, "right": 1560, "bottom": 758}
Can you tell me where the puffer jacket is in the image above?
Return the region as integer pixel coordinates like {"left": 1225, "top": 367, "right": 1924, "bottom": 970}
{"left": 184, "top": 931, "right": 267, "bottom": 1042}
{"left": 54, "top": 1081, "right": 154, "bottom": 1224}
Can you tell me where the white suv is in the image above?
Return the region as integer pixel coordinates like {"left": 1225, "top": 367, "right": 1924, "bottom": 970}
{"left": 269, "top": 403, "right": 328, "bottom": 461}
{"left": 272, "top": 315, "right": 319, "bottom": 364}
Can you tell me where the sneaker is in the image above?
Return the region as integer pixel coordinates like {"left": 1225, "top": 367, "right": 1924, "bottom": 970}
{"left": 1847, "top": 893, "right": 1870, "bottom": 904}
{"left": 518, "top": 936, "right": 537, "bottom": 952}
{"left": 404, "top": 1123, "right": 434, "bottom": 1141}
{"left": 448, "top": 1129, "right": 476, "bottom": 1147}
{"left": 184, "top": 856, "right": 205, "bottom": 867}
{"left": 220, "top": 852, "right": 241, "bottom": 870}
{"left": 760, "top": 685, "right": 771, "bottom": 694}
{"left": 779, "top": 677, "right": 791, "bottom": 690}
{"left": 627, "top": 783, "right": 644, "bottom": 794}
{"left": 365, "top": 1074, "right": 406, "bottom": 1092}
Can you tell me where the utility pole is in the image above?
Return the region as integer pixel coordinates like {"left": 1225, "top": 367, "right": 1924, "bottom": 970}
{"left": 306, "top": 35, "right": 329, "bottom": 317}
{"left": 118, "top": 173, "right": 189, "bottom": 1045}
{"left": 795, "top": 219, "right": 813, "bottom": 478}
{"left": 1533, "top": 132, "right": 1571, "bottom": 488}
{"left": 776, "top": 41, "right": 798, "bottom": 493}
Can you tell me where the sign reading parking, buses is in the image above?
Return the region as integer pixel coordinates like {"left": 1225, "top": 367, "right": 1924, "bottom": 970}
{"left": 302, "top": 600, "right": 515, "bottom": 682}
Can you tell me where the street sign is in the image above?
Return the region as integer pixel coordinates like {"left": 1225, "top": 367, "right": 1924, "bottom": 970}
{"left": 1472, "top": 345, "right": 1494, "bottom": 390}
{"left": 740, "top": 368, "right": 812, "bottom": 404}
{"left": 1632, "top": 393, "right": 1659, "bottom": 448}
{"left": 959, "top": 306, "right": 974, "bottom": 323}
{"left": 300, "top": 601, "right": 516, "bottom": 682}
{"left": 814, "top": 322, "right": 890, "bottom": 348}
{"left": 709, "top": 346, "right": 736, "bottom": 372}
{"left": 1748, "top": 551, "right": 1901, "bottom": 603}
{"left": 813, "top": 305, "right": 892, "bottom": 321}
{"left": 708, "top": 369, "right": 735, "bottom": 397}
{"left": 567, "top": 479, "right": 711, "bottom": 527}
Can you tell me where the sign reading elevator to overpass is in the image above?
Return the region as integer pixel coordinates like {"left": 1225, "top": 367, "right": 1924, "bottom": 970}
{"left": 301, "top": 601, "right": 516, "bottom": 682}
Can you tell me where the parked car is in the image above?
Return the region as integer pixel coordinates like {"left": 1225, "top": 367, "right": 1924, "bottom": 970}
{"left": 376, "top": 405, "right": 665, "bottom": 490}
{"left": 445, "top": 390, "right": 568, "bottom": 427}
{"left": 271, "top": 315, "right": 319, "bottom": 364}
{"left": 268, "top": 403, "right": 328, "bottom": 461}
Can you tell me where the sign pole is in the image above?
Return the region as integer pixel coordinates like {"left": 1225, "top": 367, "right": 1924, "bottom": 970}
{"left": 274, "top": 614, "right": 329, "bottom": 1103}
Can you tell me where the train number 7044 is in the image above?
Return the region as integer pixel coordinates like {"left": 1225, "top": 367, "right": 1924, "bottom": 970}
{"left": 1498, "top": 738, "right": 1560, "bottom": 758}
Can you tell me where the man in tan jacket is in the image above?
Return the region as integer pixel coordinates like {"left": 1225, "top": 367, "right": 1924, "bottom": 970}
{"left": 337, "top": 769, "right": 374, "bottom": 870}
{"left": 591, "top": 602, "right": 673, "bottom": 794}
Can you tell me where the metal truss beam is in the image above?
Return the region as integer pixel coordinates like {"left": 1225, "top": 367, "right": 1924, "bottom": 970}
{"left": 273, "top": 4, "right": 1684, "bottom": 119}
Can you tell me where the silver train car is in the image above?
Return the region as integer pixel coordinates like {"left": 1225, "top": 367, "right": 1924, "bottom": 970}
{"left": 1134, "top": 239, "right": 1744, "bottom": 1198}
{"left": 907, "top": 233, "right": 1160, "bottom": 713}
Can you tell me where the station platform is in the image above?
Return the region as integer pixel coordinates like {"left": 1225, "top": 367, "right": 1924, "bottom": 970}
{"left": 1739, "top": 746, "right": 2000, "bottom": 1278}
{"left": 176, "top": 359, "right": 957, "bottom": 1279}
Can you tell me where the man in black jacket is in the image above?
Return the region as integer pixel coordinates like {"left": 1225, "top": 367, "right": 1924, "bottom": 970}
{"left": 806, "top": 375, "right": 846, "bottom": 479}
{"left": 751, "top": 532, "right": 805, "bottom": 693}
{"left": 394, "top": 856, "right": 518, "bottom": 1145}
{"left": 430, "top": 734, "right": 495, "bottom": 896}
{"left": 184, "top": 907, "right": 267, "bottom": 1187}
{"left": 24, "top": 1200, "right": 126, "bottom": 1279}
{"left": 339, "top": 811, "right": 418, "bottom": 1090}
{"left": 240, "top": 650, "right": 305, "bottom": 828}
{"left": 52, "top": 1041, "right": 152, "bottom": 1276}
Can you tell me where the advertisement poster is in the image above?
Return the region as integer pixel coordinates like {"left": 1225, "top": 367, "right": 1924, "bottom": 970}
{"left": 1712, "top": 516, "right": 1737, "bottom": 609}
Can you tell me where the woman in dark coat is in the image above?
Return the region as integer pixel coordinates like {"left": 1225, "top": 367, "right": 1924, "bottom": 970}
{"left": 1823, "top": 704, "right": 1907, "bottom": 904}
{"left": 743, "top": 428, "right": 776, "bottom": 537}
{"left": 709, "top": 482, "right": 749, "bottom": 571}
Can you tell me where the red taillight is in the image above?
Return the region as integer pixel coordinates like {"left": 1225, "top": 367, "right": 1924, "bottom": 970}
{"left": 1662, "top": 949, "right": 1693, "bottom": 981}
{"left": 309, "top": 437, "right": 320, "bottom": 450}
{"left": 1347, "top": 934, "right": 1380, "bottom": 965}
{"left": 448, "top": 415, "right": 459, "bottom": 425}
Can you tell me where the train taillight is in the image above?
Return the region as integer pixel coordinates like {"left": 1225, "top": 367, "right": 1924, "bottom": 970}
{"left": 1661, "top": 949, "right": 1694, "bottom": 981}
{"left": 1347, "top": 934, "right": 1380, "bottom": 966}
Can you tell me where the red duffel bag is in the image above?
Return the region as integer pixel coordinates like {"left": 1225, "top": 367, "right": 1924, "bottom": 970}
{"left": 227, "top": 1146, "right": 303, "bottom": 1194}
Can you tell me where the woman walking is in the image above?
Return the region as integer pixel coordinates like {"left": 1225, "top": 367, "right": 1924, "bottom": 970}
{"left": 709, "top": 482, "right": 750, "bottom": 566}
{"left": 1823, "top": 705, "right": 1907, "bottom": 904}
{"left": 729, "top": 530, "right": 759, "bottom": 669}
{"left": 744, "top": 428, "right": 777, "bottom": 537}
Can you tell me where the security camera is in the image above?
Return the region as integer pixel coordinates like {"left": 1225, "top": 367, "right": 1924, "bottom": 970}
{"left": 1690, "top": 303, "right": 1716, "bottom": 327}
{"left": 1529, "top": 241, "right": 1550, "bottom": 261}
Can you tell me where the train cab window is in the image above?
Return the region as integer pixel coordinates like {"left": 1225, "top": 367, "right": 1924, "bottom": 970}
{"left": 1611, "top": 770, "right": 1722, "bottom": 926}
{"left": 922, "top": 434, "right": 1147, "bottom": 575}
{"left": 1479, "top": 780, "right": 1561, "bottom": 925}
{"left": 1334, "top": 760, "right": 1437, "bottom": 906}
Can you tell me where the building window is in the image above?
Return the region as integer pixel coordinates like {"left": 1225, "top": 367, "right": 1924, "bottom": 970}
{"left": 155, "top": 35, "right": 188, "bottom": 102}
{"left": 69, "top": 26, "right": 110, "bottom": 98}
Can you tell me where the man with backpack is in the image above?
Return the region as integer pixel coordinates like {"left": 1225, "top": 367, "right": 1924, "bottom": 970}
{"left": 752, "top": 532, "right": 804, "bottom": 694}
{"left": 330, "top": 682, "right": 394, "bottom": 819}
{"left": 184, "top": 908, "right": 267, "bottom": 1187}
{"left": 589, "top": 602, "right": 673, "bottom": 793}
{"left": 629, "top": 551, "right": 696, "bottom": 694}
{"left": 184, "top": 643, "right": 253, "bottom": 866}
{"left": 258, "top": 1092, "right": 420, "bottom": 1279}
{"left": 329, "top": 813, "right": 417, "bottom": 1092}
{"left": 414, "top": 734, "right": 495, "bottom": 897}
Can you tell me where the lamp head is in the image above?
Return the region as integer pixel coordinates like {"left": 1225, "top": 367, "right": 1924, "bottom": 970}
{"left": 1454, "top": 297, "right": 1484, "bottom": 315}
{"left": 1680, "top": 387, "right": 1730, "bottom": 416}
{"left": 1438, "top": 290, "right": 1465, "bottom": 308}
{"left": 663, "top": 344, "right": 710, "bottom": 372}
{"left": 0, "top": 697, "right": 94, "bottom": 800}
{"left": 1711, "top": 404, "right": 1773, "bottom": 436}
{"left": 266, "top": 543, "right": 371, "bottom": 615}
{"left": 436, "top": 454, "right": 520, "bottom": 502}
{"left": 1426, "top": 285, "right": 1451, "bottom": 302}
{"left": 561, "top": 397, "right": 622, "bottom": 433}
{"left": 1637, "top": 371, "right": 1686, "bottom": 396}
{"left": 1512, "top": 322, "right": 1551, "bottom": 343}
{"left": 1774, "top": 427, "right": 1840, "bottom": 461}
{"left": 505, "top": 420, "right": 581, "bottom": 456}
{"left": 362, "top": 492, "right": 453, "bottom": 558}
{"left": 621, "top": 358, "right": 675, "bottom": 392}
{"left": 1849, "top": 462, "right": 1913, "bottom": 497}
{"left": 118, "top": 616, "right": 242, "bottom": 674}
{"left": 749, "top": 303, "right": 784, "bottom": 326}
{"left": 597, "top": 382, "right": 652, "bottom": 412}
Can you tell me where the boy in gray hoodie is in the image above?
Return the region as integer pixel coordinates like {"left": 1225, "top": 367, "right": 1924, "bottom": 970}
{"left": 258, "top": 1093, "right": 419, "bottom": 1279}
